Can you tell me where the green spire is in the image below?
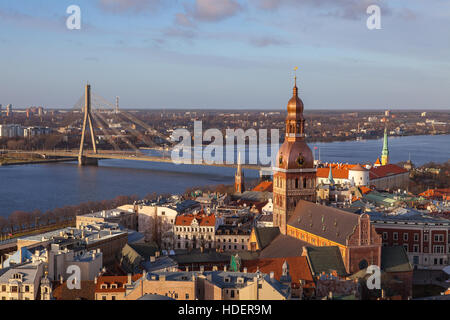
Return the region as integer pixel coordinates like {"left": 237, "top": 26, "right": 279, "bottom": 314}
{"left": 382, "top": 127, "right": 389, "bottom": 154}
{"left": 328, "top": 165, "right": 335, "bottom": 185}
{"left": 381, "top": 126, "right": 389, "bottom": 165}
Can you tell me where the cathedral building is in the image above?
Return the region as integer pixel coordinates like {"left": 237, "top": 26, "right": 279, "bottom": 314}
{"left": 270, "top": 76, "right": 382, "bottom": 273}
{"left": 273, "top": 77, "right": 316, "bottom": 235}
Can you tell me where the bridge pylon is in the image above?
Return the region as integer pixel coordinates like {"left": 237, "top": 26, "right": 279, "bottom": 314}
{"left": 78, "top": 84, "right": 98, "bottom": 166}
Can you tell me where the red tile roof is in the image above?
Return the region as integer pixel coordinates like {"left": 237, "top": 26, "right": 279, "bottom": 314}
{"left": 95, "top": 275, "right": 142, "bottom": 293}
{"left": 243, "top": 256, "right": 315, "bottom": 288}
{"left": 53, "top": 281, "right": 96, "bottom": 300}
{"left": 175, "top": 214, "right": 216, "bottom": 227}
{"left": 369, "top": 164, "right": 408, "bottom": 180}
{"left": 420, "top": 188, "right": 450, "bottom": 200}
{"left": 252, "top": 181, "right": 273, "bottom": 192}
{"left": 317, "top": 167, "right": 349, "bottom": 179}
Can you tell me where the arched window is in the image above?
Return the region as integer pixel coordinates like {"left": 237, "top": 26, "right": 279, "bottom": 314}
{"left": 295, "top": 178, "right": 299, "bottom": 189}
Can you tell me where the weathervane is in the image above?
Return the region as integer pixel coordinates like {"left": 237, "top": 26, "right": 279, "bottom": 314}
{"left": 294, "top": 66, "right": 299, "bottom": 86}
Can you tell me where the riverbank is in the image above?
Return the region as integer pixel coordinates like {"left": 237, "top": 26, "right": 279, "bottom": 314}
{"left": 0, "top": 157, "right": 77, "bottom": 166}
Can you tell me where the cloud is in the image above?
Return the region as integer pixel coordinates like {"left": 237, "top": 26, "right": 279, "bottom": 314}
{"left": 184, "top": 0, "right": 243, "bottom": 22}
{"left": 175, "top": 13, "right": 196, "bottom": 28}
{"left": 249, "top": 36, "right": 289, "bottom": 47}
{"left": 163, "top": 27, "right": 197, "bottom": 39}
{"left": 97, "top": 0, "right": 164, "bottom": 13}
{"left": 253, "top": 0, "right": 391, "bottom": 20}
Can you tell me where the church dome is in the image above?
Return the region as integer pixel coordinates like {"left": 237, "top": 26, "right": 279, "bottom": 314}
{"left": 276, "top": 140, "right": 314, "bottom": 170}
{"left": 287, "top": 85, "right": 304, "bottom": 120}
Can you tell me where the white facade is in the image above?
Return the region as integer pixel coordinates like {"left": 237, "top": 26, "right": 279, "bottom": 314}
{"left": 348, "top": 168, "right": 369, "bottom": 186}
{"left": 0, "top": 261, "right": 44, "bottom": 300}
{"left": 120, "top": 204, "right": 178, "bottom": 248}
{"left": 262, "top": 199, "right": 273, "bottom": 215}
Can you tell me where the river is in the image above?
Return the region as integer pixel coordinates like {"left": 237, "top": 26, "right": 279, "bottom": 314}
{"left": 0, "top": 134, "right": 448, "bottom": 217}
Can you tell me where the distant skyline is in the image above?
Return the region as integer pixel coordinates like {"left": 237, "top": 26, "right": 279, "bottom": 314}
{"left": 1, "top": 0, "right": 449, "bottom": 110}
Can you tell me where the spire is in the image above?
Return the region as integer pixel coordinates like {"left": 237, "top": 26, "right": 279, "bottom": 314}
{"left": 235, "top": 151, "right": 245, "bottom": 193}
{"left": 381, "top": 126, "right": 389, "bottom": 166}
{"left": 293, "top": 67, "right": 298, "bottom": 97}
{"left": 328, "top": 165, "right": 335, "bottom": 185}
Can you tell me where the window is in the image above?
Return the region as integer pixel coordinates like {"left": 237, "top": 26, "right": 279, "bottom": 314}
{"left": 102, "top": 296, "right": 107, "bottom": 300}
{"left": 11, "top": 286, "right": 18, "bottom": 293}
{"left": 25, "top": 286, "right": 29, "bottom": 292}
{"left": 111, "top": 296, "right": 116, "bottom": 300}
{"left": 433, "top": 245, "right": 444, "bottom": 254}
{"left": 231, "top": 290, "right": 235, "bottom": 298}
{"left": 413, "top": 244, "right": 419, "bottom": 253}
{"left": 185, "top": 294, "right": 189, "bottom": 299}
{"left": 403, "top": 233, "right": 408, "bottom": 241}
{"left": 403, "top": 244, "right": 408, "bottom": 252}
{"left": 1, "top": 285, "right": 5, "bottom": 292}
{"left": 424, "top": 234, "right": 429, "bottom": 242}
{"left": 393, "top": 232, "right": 398, "bottom": 240}
{"left": 382, "top": 232, "right": 388, "bottom": 240}
{"left": 414, "top": 233, "right": 419, "bottom": 241}
{"left": 434, "top": 235, "right": 444, "bottom": 242}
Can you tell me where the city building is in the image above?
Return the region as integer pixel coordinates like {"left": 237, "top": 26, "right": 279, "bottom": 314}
{"left": 124, "top": 198, "right": 200, "bottom": 248}
{"left": 174, "top": 213, "right": 218, "bottom": 250}
{"left": 273, "top": 78, "right": 316, "bottom": 235}
{"left": 369, "top": 164, "right": 410, "bottom": 190}
{"left": 0, "top": 261, "right": 45, "bottom": 300}
{"left": 286, "top": 200, "right": 382, "bottom": 274}
{"left": 316, "top": 164, "right": 370, "bottom": 187}
{"left": 215, "top": 225, "right": 250, "bottom": 252}
{"left": 76, "top": 207, "right": 138, "bottom": 230}
{"left": 370, "top": 210, "right": 450, "bottom": 269}
{"left": 16, "top": 223, "right": 128, "bottom": 267}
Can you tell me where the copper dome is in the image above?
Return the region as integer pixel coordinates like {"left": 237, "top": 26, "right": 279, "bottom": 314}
{"left": 276, "top": 140, "right": 314, "bottom": 170}
{"left": 287, "top": 86, "right": 304, "bottom": 120}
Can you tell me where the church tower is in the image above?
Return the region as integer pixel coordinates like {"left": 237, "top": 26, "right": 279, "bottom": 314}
{"left": 234, "top": 152, "right": 245, "bottom": 193}
{"left": 273, "top": 74, "right": 316, "bottom": 235}
{"left": 381, "top": 126, "right": 389, "bottom": 166}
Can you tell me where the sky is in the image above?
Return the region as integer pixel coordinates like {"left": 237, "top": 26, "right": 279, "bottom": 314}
{"left": 0, "top": 0, "right": 449, "bottom": 110}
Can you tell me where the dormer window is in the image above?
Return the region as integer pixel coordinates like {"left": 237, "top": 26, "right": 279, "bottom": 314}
{"left": 100, "top": 284, "right": 108, "bottom": 289}
{"left": 111, "top": 283, "right": 118, "bottom": 289}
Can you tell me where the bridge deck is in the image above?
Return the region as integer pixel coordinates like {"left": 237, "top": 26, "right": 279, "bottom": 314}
{"left": 6, "top": 150, "right": 269, "bottom": 170}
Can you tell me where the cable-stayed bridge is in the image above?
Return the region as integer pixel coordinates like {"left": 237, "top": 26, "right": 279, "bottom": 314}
{"left": 11, "top": 84, "right": 269, "bottom": 173}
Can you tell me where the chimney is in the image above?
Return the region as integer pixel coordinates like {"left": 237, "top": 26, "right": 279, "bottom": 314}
{"left": 212, "top": 266, "right": 218, "bottom": 271}
{"left": 150, "top": 256, "right": 156, "bottom": 263}
{"left": 60, "top": 275, "right": 63, "bottom": 284}
{"left": 243, "top": 267, "right": 247, "bottom": 273}
{"left": 94, "top": 276, "right": 97, "bottom": 284}
{"left": 155, "top": 251, "right": 160, "bottom": 258}
{"left": 224, "top": 265, "right": 227, "bottom": 272}
{"left": 92, "top": 252, "right": 96, "bottom": 260}
{"left": 270, "top": 271, "right": 275, "bottom": 279}
{"left": 200, "top": 266, "right": 205, "bottom": 273}
{"left": 127, "top": 274, "right": 132, "bottom": 285}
